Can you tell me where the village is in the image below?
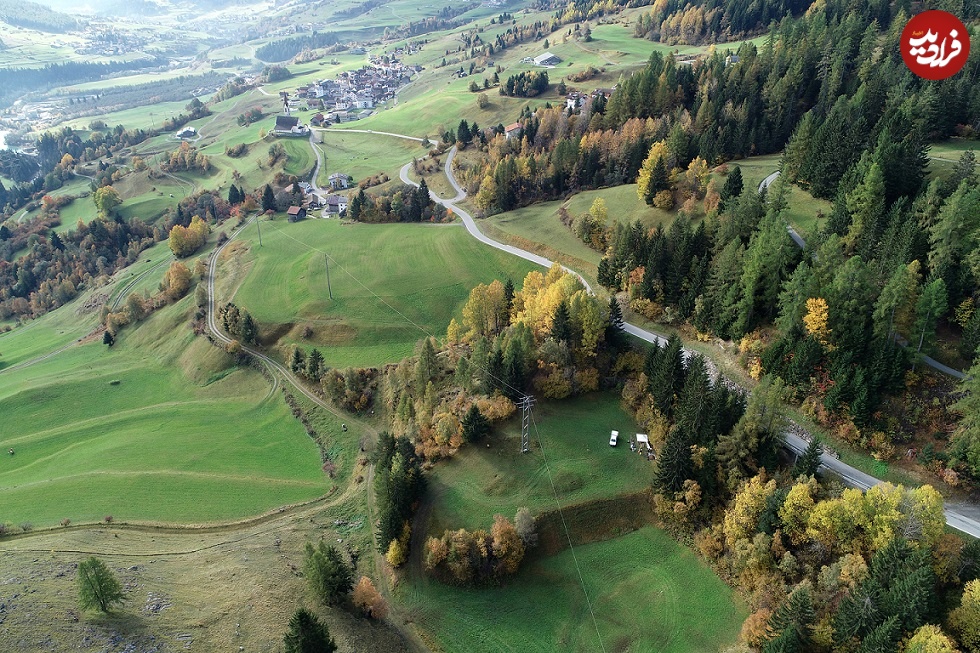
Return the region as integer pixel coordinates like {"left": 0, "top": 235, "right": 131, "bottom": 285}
{"left": 286, "top": 46, "right": 423, "bottom": 126}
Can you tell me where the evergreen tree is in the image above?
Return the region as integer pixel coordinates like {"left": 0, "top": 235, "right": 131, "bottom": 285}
{"left": 50, "top": 231, "right": 64, "bottom": 251}
{"left": 650, "top": 155, "right": 669, "bottom": 195}
{"left": 721, "top": 166, "right": 743, "bottom": 204}
{"left": 551, "top": 300, "right": 572, "bottom": 343}
{"left": 228, "top": 184, "right": 240, "bottom": 205}
{"left": 654, "top": 426, "right": 692, "bottom": 493}
{"left": 913, "top": 278, "right": 947, "bottom": 359}
{"left": 415, "top": 337, "right": 436, "bottom": 391}
{"left": 262, "top": 184, "right": 276, "bottom": 212}
{"left": 304, "top": 541, "right": 353, "bottom": 606}
{"left": 597, "top": 257, "right": 617, "bottom": 287}
{"left": 461, "top": 403, "right": 491, "bottom": 442}
{"left": 764, "top": 584, "right": 815, "bottom": 653}
{"left": 102, "top": 330, "right": 114, "bottom": 346}
{"left": 306, "top": 348, "right": 324, "bottom": 382}
{"left": 239, "top": 311, "right": 258, "bottom": 344}
{"left": 290, "top": 347, "right": 306, "bottom": 373}
{"left": 283, "top": 608, "right": 337, "bottom": 653}
{"left": 77, "top": 557, "right": 124, "bottom": 612}
{"left": 675, "top": 354, "right": 715, "bottom": 445}
{"left": 648, "top": 335, "right": 684, "bottom": 417}
{"left": 503, "top": 278, "right": 515, "bottom": 316}
{"left": 457, "top": 119, "right": 472, "bottom": 145}
{"left": 792, "top": 437, "right": 823, "bottom": 478}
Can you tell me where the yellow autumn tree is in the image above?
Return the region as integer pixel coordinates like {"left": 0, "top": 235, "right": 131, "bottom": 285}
{"left": 446, "top": 317, "right": 463, "bottom": 344}
{"left": 461, "top": 279, "right": 508, "bottom": 338}
{"left": 636, "top": 140, "right": 670, "bottom": 201}
{"left": 779, "top": 476, "right": 819, "bottom": 545}
{"left": 723, "top": 474, "right": 776, "bottom": 549}
{"left": 803, "top": 297, "right": 832, "bottom": 347}
{"left": 161, "top": 261, "right": 192, "bottom": 301}
{"left": 950, "top": 580, "right": 980, "bottom": 653}
{"left": 905, "top": 624, "right": 960, "bottom": 653}
{"left": 512, "top": 264, "right": 584, "bottom": 341}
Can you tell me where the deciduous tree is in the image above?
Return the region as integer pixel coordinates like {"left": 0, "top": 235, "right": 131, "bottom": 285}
{"left": 77, "top": 557, "right": 124, "bottom": 612}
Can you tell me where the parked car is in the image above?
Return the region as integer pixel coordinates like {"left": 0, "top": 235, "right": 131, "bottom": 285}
{"left": 609, "top": 430, "right": 619, "bottom": 447}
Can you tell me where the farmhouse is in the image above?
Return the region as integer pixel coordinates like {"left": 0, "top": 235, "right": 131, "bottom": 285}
{"left": 534, "top": 52, "right": 561, "bottom": 67}
{"left": 324, "top": 194, "right": 349, "bottom": 215}
{"left": 286, "top": 206, "right": 307, "bottom": 222}
{"left": 176, "top": 126, "right": 196, "bottom": 139}
{"left": 504, "top": 122, "right": 523, "bottom": 140}
{"left": 329, "top": 173, "right": 350, "bottom": 190}
{"left": 272, "top": 115, "right": 310, "bottom": 137}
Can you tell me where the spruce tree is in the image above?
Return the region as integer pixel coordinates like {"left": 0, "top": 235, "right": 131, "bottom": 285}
{"left": 461, "top": 403, "right": 491, "bottom": 442}
{"left": 721, "top": 166, "right": 743, "bottom": 203}
{"left": 262, "top": 184, "right": 276, "bottom": 212}
{"left": 306, "top": 348, "right": 324, "bottom": 382}
{"left": 676, "top": 354, "right": 714, "bottom": 445}
{"left": 649, "top": 335, "right": 684, "bottom": 417}
{"left": 283, "top": 608, "right": 337, "bottom": 653}
{"left": 290, "top": 348, "right": 306, "bottom": 373}
{"left": 653, "top": 426, "right": 692, "bottom": 493}
{"left": 103, "top": 331, "right": 114, "bottom": 346}
{"left": 651, "top": 155, "right": 669, "bottom": 194}
{"left": 415, "top": 337, "right": 436, "bottom": 391}
{"left": 304, "top": 541, "right": 353, "bottom": 606}
{"left": 503, "top": 278, "right": 515, "bottom": 313}
{"left": 551, "top": 300, "right": 572, "bottom": 343}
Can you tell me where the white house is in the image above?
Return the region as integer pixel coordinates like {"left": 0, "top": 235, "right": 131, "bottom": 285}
{"left": 325, "top": 194, "right": 349, "bottom": 214}
{"left": 328, "top": 173, "right": 350, "bottom": 190}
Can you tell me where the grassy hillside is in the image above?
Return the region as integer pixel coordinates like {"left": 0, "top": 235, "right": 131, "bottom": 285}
{"left": 428, "top": 392, "right": 651, "bottom": 533}
{"left": 230, "top": 218, "right": 538, "bottom": 368}
{"left": 404, "top": 526, "right": 746, "bottom": 653}
{"left": 0, "top": 291, "right": 334, "bottom": 527}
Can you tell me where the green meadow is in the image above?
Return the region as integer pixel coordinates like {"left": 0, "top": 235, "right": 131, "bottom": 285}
{"left": 404, "top": 527, "right": 745, "bottom": 653}
{"left": 0, "top": 295, "right": 331, "bottom": 528}
{"left": 427, "top": 393, "right": 652, "bottom": 533}
{"left": 229, "top": 218, "right": 538, "bottom": 369}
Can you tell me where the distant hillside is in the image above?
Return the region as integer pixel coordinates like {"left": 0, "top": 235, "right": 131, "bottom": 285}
{"left": 0, "top": 0, "right": 79, "bottom": 32}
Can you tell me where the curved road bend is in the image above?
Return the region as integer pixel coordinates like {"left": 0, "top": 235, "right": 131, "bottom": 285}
{"left": 397, "top": 145, "right": 980, "bottom": 537}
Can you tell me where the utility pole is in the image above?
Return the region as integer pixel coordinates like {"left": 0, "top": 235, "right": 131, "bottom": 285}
{"left": 324, "top": 253, "right": 333, "bottom": 299}
{"left": 256, "top": 215, "right": 262, "bottom": 247}
{"left": 519, "top": 395, "right": 534, "bottom": 454}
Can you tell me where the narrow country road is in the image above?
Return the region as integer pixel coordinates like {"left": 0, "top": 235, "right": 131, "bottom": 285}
{"left": 400, "top": 144, "right": 980, "bottom": 538}
{"left": 758, "top": 171, "right": 965, "bottom": 380}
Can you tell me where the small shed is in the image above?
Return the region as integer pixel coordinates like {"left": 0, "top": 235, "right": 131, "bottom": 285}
{"left": 636, "top": 433, "right": 650, "bottom": 448}
{"left": 286, "top": 206, "right": 307, "bottom": 222}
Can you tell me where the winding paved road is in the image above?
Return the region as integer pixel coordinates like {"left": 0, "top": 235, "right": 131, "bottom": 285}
{"left": 393, "top": 142, "right": 980, "bottom": 537}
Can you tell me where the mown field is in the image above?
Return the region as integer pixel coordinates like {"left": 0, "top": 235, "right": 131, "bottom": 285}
{"left": 427, "top": 392, "right": 652, "bottom": 533}
{"left": 230, "top": 218, "right": 538, "bottom": 368}
{"left": 317, "top": 129, "right": 426, "bottom": 184}
{"left": 404, "top": 526, "right": 746, "bottom": 653}
{"left": 0, "top": 288, "right": 334, "bottom": 527}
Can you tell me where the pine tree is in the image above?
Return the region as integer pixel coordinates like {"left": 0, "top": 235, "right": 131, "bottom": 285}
{"left": 653, "top": 426, "right": 692, "bottom": 493}
{"left": 765, "top": 584, "right": 815, "bottom": 653}
{"left": 306, "top": 348, "right": 324, "bottom": 382}
{"left": 792, "top": 437, "right": 823, "bottom": 478}
{"left": 103, "top": 331, "right": 114, "bottom": 346}
{"left": 457, "top": 119, "right": 472, "bottom": 145}
{"left": 551, "top": 300, "right": 572, "bottom": 343}
{"left": 503, "top": 278, "right": 515, "bottom": 313}
{"left": 262, "top": 184, "right": 276, "bottom": 212}
{"left": 650, "top": 156, "right": 669, "bottom": 195}
{"left": 283, "top": 608, "right": 337, "bottom": 653}
{"left": 461, "top": 403, "right": 490, "bottom": 442}
{"left": 415, "top": 337, "right": 436, "bottom": 391}
{"left": 721, "top": 166, "right": 743, "bottom": 203}
{"left": 913, "top": 278, "right": 948, "bottom": 360}
{"left": 77, "top": 557, "right": 124, "bottom": 612}
{"left": 649, "top": 335, "right": 684, "bottom": 417}
{"left": 304, "top": 541, "right": 353, "bottom": 606}
{"left": 290, "top": 347, "right": 306, "bottom": 373}
{"left": 228, "top": 185, "right": 240, "bottom": 205}
{"left": 675, "top": 354, "right": 714, "bottom": 445}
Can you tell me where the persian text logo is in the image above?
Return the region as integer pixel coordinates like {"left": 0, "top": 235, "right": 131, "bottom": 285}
{"left": 901, "top": 10, "right": 971, "bottom": 80}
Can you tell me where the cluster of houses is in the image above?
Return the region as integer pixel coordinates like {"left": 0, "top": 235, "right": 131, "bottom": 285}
{"left": 282, "top": 174, "right": 352, "bottom": 220}
{"left": 293, "top": 58, "right": 420, "bottom": 124}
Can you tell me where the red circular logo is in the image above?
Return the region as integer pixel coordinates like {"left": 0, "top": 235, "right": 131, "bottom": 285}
{"left": 901, "top": 11, "right": 971, "bottom": 80}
